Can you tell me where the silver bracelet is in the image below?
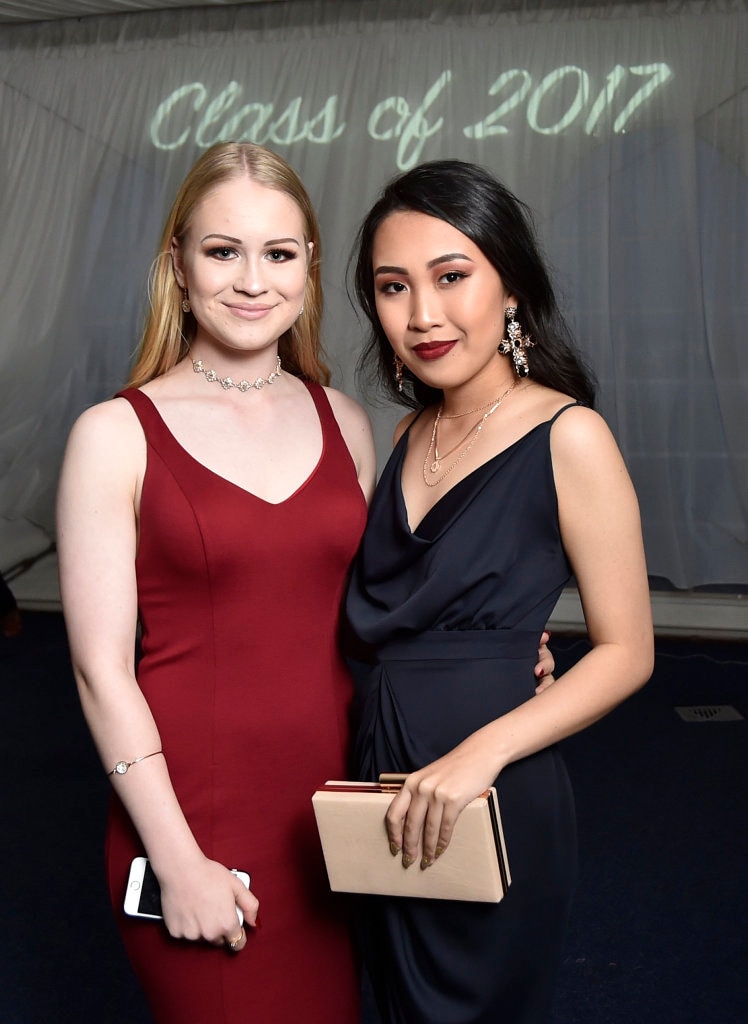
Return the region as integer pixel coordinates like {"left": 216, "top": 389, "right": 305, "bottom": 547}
{"left": 108, "top": 749, "right": 163, "bottom": 777}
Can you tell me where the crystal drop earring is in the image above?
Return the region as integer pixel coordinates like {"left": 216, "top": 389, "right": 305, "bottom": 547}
{"left": 498, "top": 305, "right": 535, "bottom": 377}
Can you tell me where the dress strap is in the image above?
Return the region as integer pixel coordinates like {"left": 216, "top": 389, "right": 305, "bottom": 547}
{"left": 115, "top": 387, "right": 159, "bottom": 432}
{"left": 114, "top": 388, "right": 193, "bottom": 471}
{"left": 303, "top": 380, "right": 358, "bottom": 467}
{"left": 303, "top": 380, "right": 336, "bottom": 432}
{"left": 403, "top": 405, "right": 428, "bottom": 437}
{"left": 549, "top": 401, "right": 583, "bottom": 426}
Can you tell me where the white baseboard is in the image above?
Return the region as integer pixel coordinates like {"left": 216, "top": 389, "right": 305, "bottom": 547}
{"left": 549, "top": 589, "right": 748, "bottom": 641}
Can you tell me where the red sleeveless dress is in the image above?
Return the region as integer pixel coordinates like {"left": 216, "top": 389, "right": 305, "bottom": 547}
{"left": 107, "top": 382, "right": 366, "bottom": 1023}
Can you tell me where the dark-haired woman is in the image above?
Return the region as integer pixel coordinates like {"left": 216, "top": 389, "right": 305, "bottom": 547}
{"left": 345, "top": 160, "right": 653, "bottom": 1023}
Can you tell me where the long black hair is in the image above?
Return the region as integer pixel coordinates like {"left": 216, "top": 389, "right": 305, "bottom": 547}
{"left": 351, "top": 159, "right": 596, "bottom": 409}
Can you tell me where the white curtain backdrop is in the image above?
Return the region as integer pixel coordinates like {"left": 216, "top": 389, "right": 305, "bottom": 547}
{"left": 0, "top": 0, "right": 746, "bottom": 593}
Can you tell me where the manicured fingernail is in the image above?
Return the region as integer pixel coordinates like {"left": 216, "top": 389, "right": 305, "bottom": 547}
{"left": 420, "top": 855, "right": 433, "bottom": 870}
{"left": 402, "top": 853, "right": 414, "bottom": 868}
{"left": 537, "top": 667, "right": 545, "bottom": 678}
{"left": 389, "top": 842, "right": 401, "bottom": 857}
{"left": 434, "top": 847, "right": 444, "bottom": 860}
{"left": 254, "top": 915, "right": 262, "bottom": 930}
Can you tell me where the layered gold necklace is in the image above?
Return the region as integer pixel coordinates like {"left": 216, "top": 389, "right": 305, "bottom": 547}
{"left": 422, "top": 381, "right": 518, "bottom": 487}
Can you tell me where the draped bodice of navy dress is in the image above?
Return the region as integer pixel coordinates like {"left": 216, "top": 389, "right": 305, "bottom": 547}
{"left": 345, "top": 405, "right": 580, "bottom": 1024}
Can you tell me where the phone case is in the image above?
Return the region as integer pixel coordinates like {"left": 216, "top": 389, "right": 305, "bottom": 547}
{"left": 124, "top": 856, "right": 163, "bottom": 919}
{"left": 124, "top": 857, "right": 250, "bottom": 922}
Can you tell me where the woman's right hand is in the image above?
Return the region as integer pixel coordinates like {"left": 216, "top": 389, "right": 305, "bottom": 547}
{"left": 158, "top": 856, "right": 260, "bottom": 948}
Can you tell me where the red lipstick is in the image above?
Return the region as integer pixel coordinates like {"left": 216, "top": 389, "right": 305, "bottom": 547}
{"left": 412, "top": 340, "right": 457, "bottom": 361}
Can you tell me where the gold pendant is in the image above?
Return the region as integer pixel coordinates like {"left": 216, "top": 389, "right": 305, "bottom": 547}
{"left": 430, "top": 460, "right": 440, "bottom": 473}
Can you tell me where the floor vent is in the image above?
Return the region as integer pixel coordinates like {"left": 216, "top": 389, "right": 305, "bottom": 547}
{"left": 675, "top": 705, "right": 744, "bottom": 723}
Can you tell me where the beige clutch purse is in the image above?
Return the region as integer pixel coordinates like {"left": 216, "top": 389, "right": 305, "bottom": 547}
{"left": 312, "top": 776, "right": 511, "bottom": 903}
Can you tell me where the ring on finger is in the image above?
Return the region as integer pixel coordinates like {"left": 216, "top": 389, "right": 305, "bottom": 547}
{"left": 227, "top": 928, "right": 245, "bottom": 952}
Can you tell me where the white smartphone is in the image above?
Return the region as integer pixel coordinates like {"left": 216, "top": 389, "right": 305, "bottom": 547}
{"left": 124, "top": 856, "right": 250, "bottom": 925}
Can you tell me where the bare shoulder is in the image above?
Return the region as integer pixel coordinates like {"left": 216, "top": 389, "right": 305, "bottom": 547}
{"left": 549, "top": 404, "right": 622, "bottom": 464}
{"left": 72, "top": 393, "right": 137, "bottom": 427}
{"left": 323, "top": 386, "right": 373, "bottom": 436}
{"left": 62, "top": 395, "right": 146, "bottom": 479}
{"left": 549, "top": 403, "right": 636, "bottom": 512}
{"left": 322, "top": 387, "right": 377, "bottom": 500}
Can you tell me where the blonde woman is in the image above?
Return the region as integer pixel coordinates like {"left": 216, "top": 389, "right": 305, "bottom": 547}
{"left": 57, "top": 143, "right": 375, "bottom": 1022}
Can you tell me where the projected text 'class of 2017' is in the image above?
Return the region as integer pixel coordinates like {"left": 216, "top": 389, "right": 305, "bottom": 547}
{"left": 150, "top": 64, "right": 673, "bottom": 169}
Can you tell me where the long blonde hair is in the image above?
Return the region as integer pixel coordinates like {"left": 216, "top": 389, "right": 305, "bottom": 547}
{"left": 128, "top": 142, "right": 328, "bottom": 387}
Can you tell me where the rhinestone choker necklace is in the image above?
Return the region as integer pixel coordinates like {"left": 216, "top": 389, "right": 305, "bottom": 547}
{"left": 192, "top": 355, "right": 282, "bottom": 393}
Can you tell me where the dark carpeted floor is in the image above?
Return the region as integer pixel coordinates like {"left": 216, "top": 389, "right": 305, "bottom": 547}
{"left": 1, "top": 613, "right": 746, "bottom": 1023}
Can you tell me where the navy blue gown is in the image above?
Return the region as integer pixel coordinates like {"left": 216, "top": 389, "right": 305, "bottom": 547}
{"left": 345, "top": 406, "right": 579, "bottom": 1024}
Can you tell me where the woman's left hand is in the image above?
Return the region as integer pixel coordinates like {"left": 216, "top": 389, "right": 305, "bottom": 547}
{"left": 534, "top": 629, "right": 556, "bottom": 693}
{"left": 384, "top": 732, "right": 500, "bottom": 870}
